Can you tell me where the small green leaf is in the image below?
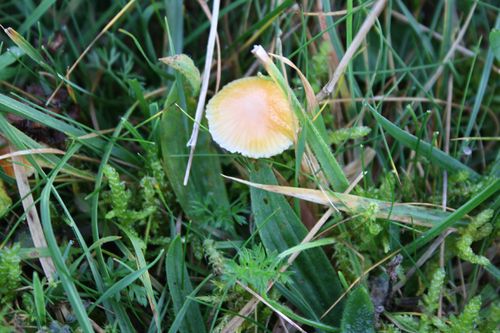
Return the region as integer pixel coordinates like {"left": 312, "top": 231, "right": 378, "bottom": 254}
{"left": 490, "top": 29, "right": 500, "bottom": 61}
{"left": 159, "top": 54, "right": 201, "bottom": 95}
{"left": 341, "top": 286, "right": 375, "bottom": 333}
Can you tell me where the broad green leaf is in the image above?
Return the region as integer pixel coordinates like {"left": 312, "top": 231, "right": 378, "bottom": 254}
{"left": 368, "top": 106, "right": 480, "bottom": 180}
{"left": 166, "top": 236, "right": 206, "bottom": 333}
{"left": 249, "top": 161, "right": 344, "bottom": 325}
{"left": 341, "top": 286, "right": 375, "bottom": 333}
{"left": 159, "top": 86, "right": 233, "bottom": 229}
{"left": 168, "top": 275, "right": 212, "bottom": 333}
{"left": 0, "top": 46, "right": 24, "bottom": 80}
{"left": 18, "top": 247, "right": 50, "bottom": 259}
{"left": 159, "top": 54, "right": 201, "bottom": 95}
{"left": 490, "top": 29, "right": 500, "bottom": 61}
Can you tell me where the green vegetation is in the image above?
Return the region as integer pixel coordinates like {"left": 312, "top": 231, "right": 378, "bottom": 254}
{"left": 0, "top": 0, "right": 498, "bottom": 332}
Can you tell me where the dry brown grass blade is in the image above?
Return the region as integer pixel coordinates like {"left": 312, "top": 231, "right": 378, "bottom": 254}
{"left": 269, "top": 53, "right": 317, "bottom": 113}
{"left": 316, "top": 0, "right": 388, "bottom": 101}
{"left": 197, "top": 0, "right": 222, "bottom": 93}
{"left": 10, "top": 146, "right": 56, "bottom": 280}
{"left": 222, "top": 174, "right": 462, "bottom": 228}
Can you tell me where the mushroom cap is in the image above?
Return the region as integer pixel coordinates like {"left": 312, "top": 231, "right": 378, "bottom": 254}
{"left": 206, "top": 76, "right": 297, "bottom": 158}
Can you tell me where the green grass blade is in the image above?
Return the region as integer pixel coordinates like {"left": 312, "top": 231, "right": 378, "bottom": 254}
{"left": 368, "top": 104, "right": 480, "bottom": 179}
{"left": 491, "top": 29, "right": 500, "bottom": 61}
{"left": 40, "top": 144, "right": 94, "bottom": 333}
{"left": 166, "top": 236, "right": 207, "bottom": 333}
{"left": 403, "top": 178, "right": 500, "bottom": 258}
{"left": 2, "top": 27, "right": 46, "bottom": 66}
{"left": 18, "top": 0, "right": 56, "bottom": 34}
{"left": 0, "top": 93, "right": 139, "bottom": 164}
{"left": 0, "top": 118, "right": 94, "bottom": 180}
{"left": 278, "top": 238, "right": 336, "bottom": 260}
{"left": 32, "top": 271, "right": 46, "bottom": 327}
{"left": 306, "top": 119, "right": 350, "bottom": 191}
{"left": 0, "top": 177, "right": 12, "bottom": 218}
{"left": 118, "top": 225, "right": 160, "bottom": 331}
{"left": 224, "top": 175, "right": 472, "bottom": 227}
{"left": 395, "top": 0, "right": 435, "bottom": 59}
{"left": 88, "top": 104, "right": 142, "bottom": 331}
{"left": 168, "top": 274, "right": 213, "bottom": 333}
{"left": 165, "top": 0, "right": 184, "bottom": 55}
{"left": 89, "top": 250, "right": 164, "bottom": 313}
{"left": 265, "top": 297, "right": 340, "bottom": 332}
{"left": 460, "top": 17, "right": 500, "bottom": 153}
{"left": 0, "top": 46, "right": 24, "bottom": 70}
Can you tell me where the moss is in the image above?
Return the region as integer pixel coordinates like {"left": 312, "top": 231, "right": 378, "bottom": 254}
{"left": 0, "top": 244, "right": 21, "bottom": 304}
{"left": 456, "top": 209, "right": 494, "bottom": 266}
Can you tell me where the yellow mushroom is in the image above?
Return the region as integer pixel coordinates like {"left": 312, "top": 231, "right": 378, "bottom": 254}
{"left": 206, "top": 76, "right": 297, "bottom": 158}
